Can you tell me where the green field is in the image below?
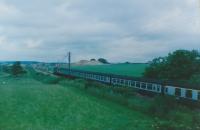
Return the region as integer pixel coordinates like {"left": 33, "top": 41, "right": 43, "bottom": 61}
{"left": 0, "top": 69, "right": 200, "bottom": 130}
{"left": 72, "top": 63, "right": 148, "bottom": 77}
{"left": 0, "top": 71, "right": 155, "bottom": 130}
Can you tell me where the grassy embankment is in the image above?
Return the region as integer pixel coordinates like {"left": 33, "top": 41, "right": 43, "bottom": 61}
{"left": 0, "top": 70, "right": 155, "bottom": 130}
{"left": 0, "top": 68, "right": 200, "bottom": 130}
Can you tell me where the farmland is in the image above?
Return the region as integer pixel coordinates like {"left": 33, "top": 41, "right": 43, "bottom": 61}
{"left": 72, "top": 63, "right": 148, "bottom": 77}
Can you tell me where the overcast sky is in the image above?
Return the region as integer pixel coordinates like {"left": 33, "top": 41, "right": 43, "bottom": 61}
{"left": 0, "top": 0, "right": 200, "bottom": 62}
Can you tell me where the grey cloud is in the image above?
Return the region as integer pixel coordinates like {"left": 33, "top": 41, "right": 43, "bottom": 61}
{"left": 0, "top": 0, "right": 199, "bottom": 62}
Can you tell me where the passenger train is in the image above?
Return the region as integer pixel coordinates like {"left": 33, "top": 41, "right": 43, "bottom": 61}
{"left": 54, "top": 68, "right": 200, "bottom": 102}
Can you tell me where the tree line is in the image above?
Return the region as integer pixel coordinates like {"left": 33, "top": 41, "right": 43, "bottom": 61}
{"left": 144, "top": 50, "right": 200, "bottom": 85}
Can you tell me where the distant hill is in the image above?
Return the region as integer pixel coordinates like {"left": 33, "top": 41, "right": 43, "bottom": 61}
{"left": 0, "top": 61, "right": 40, "bottom": 65}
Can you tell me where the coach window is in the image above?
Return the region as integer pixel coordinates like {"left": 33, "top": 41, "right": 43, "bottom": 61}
{"left": 103, "top": 76, "right": 105, "bottom": 81}
{"left": 186, "top": 90, "right": 192, "bottom": 98}
{"left": 175, "top": 88, "right": 181, "bottom": 96}
{"left": 131, "top": 81, "right": 135, "bottom": 87}
{"left": 102, "top": 76, "right": 105, "bottom": 81}
{"left": 118, "top": 79, "right": 121, "bottom": 84}
{"left": 112, "top": 78, "right": 116, "bottom": 83}
{"left": 116, "top": 79, "right": 118, "bottom": 83}
{"left": 125, "top": 80, "right": 129, "bottom": 86}
{"left": 120, "top": 79, "right": 124, "bottom": 84}
{"left": 136, "top": 82, "right": 140, "bottom": 88}
{"left": 147, "top": 83, "right": 153, "bottom": 90}
{"left": 115, "top": 79, "right": 118, "bottom": 83}
{"left": 141, "top": 83, "right": 146, "bottom": 89}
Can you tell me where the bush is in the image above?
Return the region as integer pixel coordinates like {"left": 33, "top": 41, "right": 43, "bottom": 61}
{"left": 98, "top": 58, "right": 109, "bottom": 64}
{"left": 11, "top": 61, "right": 26, "bottom": 76}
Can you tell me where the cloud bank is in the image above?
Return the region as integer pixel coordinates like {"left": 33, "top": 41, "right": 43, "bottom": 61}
{"left": 0, "top": 0, "right": 199, "bottom": 62}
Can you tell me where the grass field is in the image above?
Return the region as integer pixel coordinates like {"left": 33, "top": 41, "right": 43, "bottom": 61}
{"left": 0, "top": 69, "right": 200, "bottom": 130}
{"left": 72, "top": 63, "right": 148, "bottom": 77}
{"left": 0, "top": 71, "right": 155, "bottom": 130}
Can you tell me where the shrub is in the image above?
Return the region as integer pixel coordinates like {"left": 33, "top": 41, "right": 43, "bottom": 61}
{"left": 11, "top": 61, "right": 26, "bottom": 76}
{"left": 98, "top": 58, "right": 109, "bottom": 64}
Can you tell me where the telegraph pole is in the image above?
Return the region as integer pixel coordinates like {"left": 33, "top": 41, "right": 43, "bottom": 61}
{"left": 68, "top": 52, "right": 71, "bottom": 74}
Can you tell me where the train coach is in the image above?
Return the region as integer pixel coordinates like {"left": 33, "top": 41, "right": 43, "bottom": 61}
{"left": 54, "top": 68, "right": 200, "bottom": 102}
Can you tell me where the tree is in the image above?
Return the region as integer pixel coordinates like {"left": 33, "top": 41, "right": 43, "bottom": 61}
{"left": 144, "top": 57, "right": 168, "bottom": 79}
{"left": 98, "top": 58, "right": 109, "bottom": 64}
{"left": 144, "top": 50, "right": 200, "bottom": 81}
{"left": 11, "top": 61, "right": 26, "bottom": 76}
{"left": 90, "top": 59, "right": 96, "bottom": 61}
{"left": 189, "top": 74, "right": 200, "bottom": 85}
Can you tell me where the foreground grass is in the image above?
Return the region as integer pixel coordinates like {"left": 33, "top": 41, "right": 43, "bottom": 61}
{"left": 0, "top": 72, "right": 154, "bottom": 130}
{"left": 72, "top": 63, "right": 147, "bottom": 77}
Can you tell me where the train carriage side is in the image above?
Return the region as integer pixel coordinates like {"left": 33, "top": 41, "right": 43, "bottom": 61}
{"left": 55, "top": 68, "right": 200, "bottom": 102}
{"left": 164, "top": 85, "right": 200, "bottom": 101}
{"left": 70, "top": 69, "right": 111, "bottom": 84}
{"left": 111, "top": 75, "right": 162, "bottom": 94}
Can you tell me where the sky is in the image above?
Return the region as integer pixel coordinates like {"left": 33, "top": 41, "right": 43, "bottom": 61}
{"left": 0, "top": 0, "right": 199, "bottom": 63}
